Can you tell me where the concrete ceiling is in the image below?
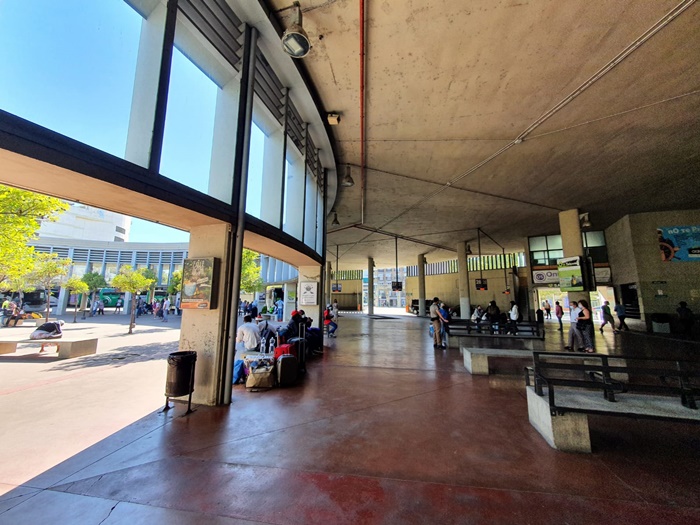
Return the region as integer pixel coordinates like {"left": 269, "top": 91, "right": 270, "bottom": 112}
{"left": 266, "top": 0, "right": 700, "bottom": 269}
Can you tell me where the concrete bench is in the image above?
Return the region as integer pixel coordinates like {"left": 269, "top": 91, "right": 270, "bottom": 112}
{"left": 463, "top": 347, "right": 533, "bottom": 375}
{"left": 450, "top": 320, "right": 543, "bottom": 340}
{"left": 0, "top": 337, "right": 98, "bottom": 358}
{"left": 26, "top": 317, "right": 57, "bottom": 327}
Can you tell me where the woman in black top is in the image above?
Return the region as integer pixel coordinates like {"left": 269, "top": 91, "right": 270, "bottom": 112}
{"left": 577, "top": 299, "right": 595, "bottom": 353}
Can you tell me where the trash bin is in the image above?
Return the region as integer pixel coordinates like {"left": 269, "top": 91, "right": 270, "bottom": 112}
{"left": 165, "top": 351, "right": 197, "bottom": 398}
{"left": 650, "top": 313, "right": 671, "bottom": 334}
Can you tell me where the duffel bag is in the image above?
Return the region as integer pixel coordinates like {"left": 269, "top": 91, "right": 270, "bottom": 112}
{"left": 246, "top": 365, "right": 275, "bottom": 389}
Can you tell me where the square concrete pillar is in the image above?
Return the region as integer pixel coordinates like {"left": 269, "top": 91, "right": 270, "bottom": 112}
{"left": 464, "top": 350, "right": 489, "bottom": 375}
{"left": 526, "top": 386, "right": 591, "bottom": 453}
{"left": 178, "top": 223, "right": 231, "bottom": 406}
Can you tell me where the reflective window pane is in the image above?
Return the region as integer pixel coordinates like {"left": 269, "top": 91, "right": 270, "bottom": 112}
{"left": 0, "top": 0, "right": 145, "bottom": 159}
{"left": 303, "top": 172, "right": 316, "bottom": 248}
{"left": 283, "top": 146, "right": 304, "bottom": 240}
{"left": 529, "top": 236, "right": 547, "bottom": 251}
{"left": 546, "top": 235, "right": 563, "bottom": 250}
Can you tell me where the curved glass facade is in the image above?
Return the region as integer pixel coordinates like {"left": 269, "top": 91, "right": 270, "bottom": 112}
{"left": 0, "top": 0, "right": 329, "bottom": 258}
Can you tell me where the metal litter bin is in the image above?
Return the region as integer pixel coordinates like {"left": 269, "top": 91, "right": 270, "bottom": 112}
{"left": 164, "top": 351, "right": 197, "bottom": 413}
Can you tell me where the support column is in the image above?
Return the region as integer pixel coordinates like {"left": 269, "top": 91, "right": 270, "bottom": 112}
{"left": 559, "top": 209, "right": 590, "bottom": 304}
{"left": 418, "top": 254, "right": 427, "bottom": 317}
{"left": 367, "top": 257, "right": 375, "bottom": 315}
{"left": 284, "top": 282, "right": 296, "bottom": 323}
{"left": 456, "top": 241, "right": 471, "bottom": 320}
{"left": 179, "top": 223, "right": 232, "bottom": 406}
{"left": 298, "top": 265, "right": 321, "bottom": 328}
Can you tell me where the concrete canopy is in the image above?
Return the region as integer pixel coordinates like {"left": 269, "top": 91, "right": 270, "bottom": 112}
{"left": 267, "top": 0, "right": 700, "bottom": 269}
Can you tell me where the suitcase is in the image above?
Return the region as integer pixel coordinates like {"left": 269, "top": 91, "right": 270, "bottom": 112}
{"left": 274, "top": 342, "right": 298, "bottom": 360}
{"left": 276, "top": 354, "right": 298, "bottom": 386}
{"left": 246, "top": 365, "right": 275, "bottom": 389}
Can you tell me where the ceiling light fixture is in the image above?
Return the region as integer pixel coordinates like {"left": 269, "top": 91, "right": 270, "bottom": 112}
{"left": 579, "top": 212, "right": 592, "bottom": 229}
{"left": 341, "top": 165, "right": 355, "bottom": 187}
{"left": 332, "top": 212, "right": 340, "bottom": 226}
{"left": 281, "top": 2, "right": 311, "bottom": 59}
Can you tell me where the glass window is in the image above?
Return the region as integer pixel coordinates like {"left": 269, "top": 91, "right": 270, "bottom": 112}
{"left": 316, "top": 190, "right": 324, "bottom": 255}
{"left": 549, "top": 250, "right": 564, "bottom": 260}
{"left": 0, "top": 0, "right": 146, "bottom": 159}
{"left": 584, "top": 231, "right": 606, "bottom": 247}
{"left": 546, "top": 235, "right": 563, "bottom": 250}
{"left": 529, "top": 236, "right": 547, "bottom": 251}
{"left": 250, "top": 103, "right": 284, "bottom": 227}
{"left": 303, "top": 171, "right": 316, "bottom": 248}
{"left": 104, "top": 263, "right": 118, "bottom": 283}
{"left": 283, "top": 146, "right": 304, "bottom": 240}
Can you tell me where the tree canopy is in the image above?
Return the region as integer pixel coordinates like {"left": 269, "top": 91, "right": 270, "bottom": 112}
{"left": 30, "top": 252, "right": 71, "bottom": 320}
{"left": 112, "top": 266, "right": 155, "bottom": 334}
{"left": 240, "top": 249, "right": 262, "bottom": 293}
{"left": 0, "top": 185, "right": 68, "bottom": 286}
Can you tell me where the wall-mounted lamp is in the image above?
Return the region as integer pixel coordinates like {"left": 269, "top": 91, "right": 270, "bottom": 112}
{"left": 331, "top": 212, "right": 340, "bottom": 226}
{"left": 282, "top": 2, "right": 311, "bottom": 58}
{"left": 466, "top": 244, "right": 473, "bottom": 255}
{"left": 579, "top": 212, "right": 592, "bottom": 229}
{"left": 327, "top": 113, "right": 341, "bottom": 125}
{"left": 341, "top": 165, "right": 355, "bottom": 187}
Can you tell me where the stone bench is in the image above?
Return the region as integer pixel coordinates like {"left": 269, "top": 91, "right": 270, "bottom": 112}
{"left": 27, "top": 317, "right": 58, "bottom": 327}
{"left": 463, "top": 347, "right": 533, "bottom": 375}
{"left": 0, "top": 337, "right": 98, "bottom": 358}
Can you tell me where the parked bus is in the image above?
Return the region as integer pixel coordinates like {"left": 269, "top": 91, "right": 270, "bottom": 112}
{"left": 2, "top": 289, "right": 51, "bottom": 313}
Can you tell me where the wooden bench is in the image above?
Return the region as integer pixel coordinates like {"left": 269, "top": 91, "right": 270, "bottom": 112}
{"left": 0, "top": 337, "right": 98, "bottom": 358}
{"left": 463, "top": 347, "right": 533, "bottom": 375}
{"left": 450, "top": 319, "right": 543, "bottom": 339}
{"left": 525, "top": 352, "right": 700, "bottom": 452}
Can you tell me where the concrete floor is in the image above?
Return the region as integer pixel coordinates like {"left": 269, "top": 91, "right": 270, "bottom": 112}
{"left": 1, "top": 311, "right": 699, "bottom": 524}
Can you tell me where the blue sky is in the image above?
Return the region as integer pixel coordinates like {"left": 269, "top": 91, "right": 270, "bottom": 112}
{"left": 0, "top": 0, "right": 263, "bottom": 245}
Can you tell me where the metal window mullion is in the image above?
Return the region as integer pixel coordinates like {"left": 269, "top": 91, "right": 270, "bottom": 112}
{"left": 279, "top": 88, "right": 289, "bottom": 229}
{"left": 149, "top": 0, "right": 179, "bottom": 173}
{"left": 301, "top": 122, "right": 307, "bottom": 243}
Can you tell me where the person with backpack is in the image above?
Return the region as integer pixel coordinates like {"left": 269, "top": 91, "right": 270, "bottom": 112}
{"left": 555, "top": 301, "right": 564, "bottom": 331}
{"left": 324, "top": 304, "right": 338, "bottom": 337}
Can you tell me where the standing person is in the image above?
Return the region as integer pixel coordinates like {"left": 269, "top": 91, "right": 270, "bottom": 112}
{"left": 577, "top": 299, "right": 595, "bottom": 353}
{"left": 600, "top": 301, "right": 615, "bottom": 334}
{"left": 115, "top": 296, "right": 123, "bottom": 314}
{"left": 614, "top": 302, "right": 629, "bottom": 333}
{"left": 429, "top": 297, "right": 444, "bottom": 349}
{"left": 544, "top": 300, "right": 552, "bottom": 319}
{"left": 275, "top": 298, "right": 284, "bottom": 322}
{"left": 676, "top": 301, "right": 694, "bottom": 337}
{"left": 555, "top": 301, "right": 564, "bottom": 331}
{"left": 175, "top": 293, "right": 181, "bottom": 316}
{"left": 535, "top": 307, "right": 545, "bottom": 335}
{"left": 565, "top": 301, "right": 584, "bottom": 351}
{"left": 486, "top": 300, "right": 501, "bottom": 334}
{"left": 162, "top": 296, "right": 171, "bottom": 322}
{"left": 324, "top": 304, "right": 338, "bottom": 337}
{"left": 439, "top": 302, "right": 451, "bottom": 345}
{"left": 508, "top": 301, "right": 519, "bottom": 335}
{"left": 332, "top": 299, "right": 339, "bottom": 319}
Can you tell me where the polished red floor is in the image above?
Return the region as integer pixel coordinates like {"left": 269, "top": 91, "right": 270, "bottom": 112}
{"left": 1, "top": 315, "right": 699, "bottom": 524}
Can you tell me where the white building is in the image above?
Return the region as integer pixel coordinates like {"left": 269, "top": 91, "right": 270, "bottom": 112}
{"left": 39, "top": 203, "right": 131, "bottom": 242}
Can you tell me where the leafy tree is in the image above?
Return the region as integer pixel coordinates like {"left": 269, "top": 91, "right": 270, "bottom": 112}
{"left": 240, "top": 249, "right": 263, "bottom": 293}
{"left": 81, "top": 272, "right": 107, "bottom": 317}
{"left": 0, "top": 185, "right": 68, "bottom": 287}
{"left": 29, "top": 253, "right": 71, "bottom": 321}
{"left": 112, "top": 266, "right": 155, "bottom": 334}
{"left": 168, "top": 270, "right": 182, "bottom": 296}
{"left": 140, "top": 268, "right": 158, "bottom": 301}
{"left": 65, "top": 276, "right": 89, "bottom": 323}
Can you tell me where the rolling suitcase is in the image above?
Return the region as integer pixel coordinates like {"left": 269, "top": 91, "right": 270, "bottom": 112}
{"left": 274, "top": 342, "right": 298, "bottom": 360}
{"left": 276, "top": 354, "right": 298, "bottom": 386}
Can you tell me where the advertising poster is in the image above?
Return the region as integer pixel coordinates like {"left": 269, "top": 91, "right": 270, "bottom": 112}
{"left": 532, "top": 269, "right": 559, "bottom": 284}
{"left": 181, "top": 257, "right": 218, "bottom": 310}
{"left": 300, "top": 282, "right": 318, "bottom": 306}
{"left": 557, "top": 256, "right": 585, "bottom": 292}
{"left": 658, "top": 226, "right": 700, "bottom": 262}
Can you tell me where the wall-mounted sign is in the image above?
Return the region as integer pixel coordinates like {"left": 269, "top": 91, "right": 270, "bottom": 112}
{"left": 594, "top": 267, "right": 612, "bottom": 284}
{"left": 391, "top": 281, "right": 402, "bottom": 291}
{"left": 532, "top": 269, "right": 559, "bottom": 284}
{"left": 299, "top": 282, "right": 318, "bottom": 306}
{"left": 475, "top": 279, "right": 488, "bottom": 291}
{"left": 332, "top": 283, "right": 342, "bottom": 293}
{"left": 181, "top": 257, "right": 218, "bottom": 310}
{"left": 658, "top": 226, "right": 700, "bottom": 262}
{"left": 557, "top": 256, "right": 585, "bottom": 292}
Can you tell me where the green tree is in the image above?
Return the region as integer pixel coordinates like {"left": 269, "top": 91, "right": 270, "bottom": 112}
{"left": 112, "top": 266, "right": 155, "bottom": 334}
{"left": 81, "top": 272, "right": 107, "bottom": 317}
{"left": 240, "top": 249, "right": 263, "bottom": 293}
{"left": 168, "top": 270, "right": 182, "bottom": 296}
{"left": 0, "top": 185, "right": 68, "bottom": 287}
{"left": 65, "top": 276, "right": 89, "bottom": 323}
{"left": 140, "top": 268, "right": 157, "bottom": 302}
{"left": 29, "top": 252, "right": 71, "bottom": 321}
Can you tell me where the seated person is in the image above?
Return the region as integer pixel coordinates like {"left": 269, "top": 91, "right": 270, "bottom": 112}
{"left": 233, "top": 315, "right": 261, "bottom": 384}
{"left": 31, "top": 320, "right": 65, "bottom": 352}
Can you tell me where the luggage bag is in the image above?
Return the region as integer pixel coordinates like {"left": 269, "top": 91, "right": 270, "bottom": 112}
{"left": 274, "top": 342, "right": 298, "bottom": 360}
{"left": 246, "top": 365, "right": 275, "bottom": 389}
{"left": 276, "top": 354, "right": 298, "bottom": 386}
